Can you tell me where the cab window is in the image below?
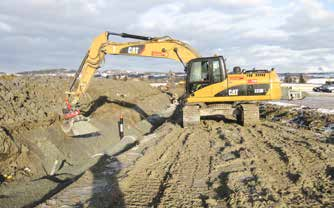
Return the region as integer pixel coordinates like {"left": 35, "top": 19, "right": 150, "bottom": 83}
{"left": 212, "top": 60, "right": 222, "bottom": 83}
{"left": 189, "top": 60, "right": 209, "bottom": 82}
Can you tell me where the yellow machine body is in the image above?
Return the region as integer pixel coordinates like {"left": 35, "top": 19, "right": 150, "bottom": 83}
{"left": 187, "top": 70, "right": 281, "bottom": 103}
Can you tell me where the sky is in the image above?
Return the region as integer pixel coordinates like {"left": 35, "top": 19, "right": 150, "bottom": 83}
{"left": 0, "top": 0, "right": 334, "bottom": 73}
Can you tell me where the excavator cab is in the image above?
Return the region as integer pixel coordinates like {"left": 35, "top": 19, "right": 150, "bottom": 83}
{"left": 186, "top": 56, "right": 227, "bottom": 94}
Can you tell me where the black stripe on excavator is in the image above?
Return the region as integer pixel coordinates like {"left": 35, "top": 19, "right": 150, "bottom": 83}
{"left": 108, "top": 32, "right": 154, "bottom": 40}
{"left": 214, "top": 84, "right": 270, "bottom": 97}
{"left": 120, "top": 45, "right": 145, "bottom": 55}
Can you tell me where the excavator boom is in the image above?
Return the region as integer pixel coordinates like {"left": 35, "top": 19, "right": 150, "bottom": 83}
{"left": 68, "top": 31, "right": 200, "bottom": 105}
{"left": 62, "top": 31, "right": 200, "bottom": 136}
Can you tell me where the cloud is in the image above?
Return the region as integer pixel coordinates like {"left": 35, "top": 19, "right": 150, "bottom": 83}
{"left": 210, "top": 0, "right": 265, "bottom": 6}
{"left": 280, "top": 0, "right": 334, "bottom": 50}
{"left": 0, "top": 21, "right": 12, "bottom": 32}
{"left": 0, "top": 0, "right": 333, "bottom": 73}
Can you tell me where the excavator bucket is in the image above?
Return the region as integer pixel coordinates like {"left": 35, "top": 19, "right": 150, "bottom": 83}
{"left": 61, "top": 116, "right": 99, "bottom": 137}
{"left": 72, "top": 120, "right": 99, "bottom": 136}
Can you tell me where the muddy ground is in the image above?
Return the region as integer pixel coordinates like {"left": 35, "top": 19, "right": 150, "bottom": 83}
{"left": 0, "top": 76, "right": 172, "bottom": 207}
{"left": 263, "top": 103, "right": 334, "bottom": 132}
{"left": 40, "top": 118, "right": 334, "bottom": 208}
{"left": 41, "top": 109, "right": 333, "bottom": 207}
{"left": 0, "top": 76, "right": 170, "bottom": 176}
{"left": 0, "top": 76, "right": 333, "bottom": 207}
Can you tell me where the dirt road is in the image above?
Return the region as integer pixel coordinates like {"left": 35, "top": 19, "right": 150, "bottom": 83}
{"left": 45, "top": 119, "right": 334, "bottom": 207}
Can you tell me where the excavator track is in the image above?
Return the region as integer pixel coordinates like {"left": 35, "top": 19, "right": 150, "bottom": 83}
{"left": 237, "top": 103, "right": 260, "bottom": 126}
{"left": 182, "top": 105, "right": 200, "bottom": 127}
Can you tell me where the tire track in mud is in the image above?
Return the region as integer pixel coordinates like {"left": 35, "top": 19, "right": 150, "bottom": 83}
{"left": 233, "top": 121, "right": 334, "bottom": 207}
{"left": 117, "top": 124, "right": 217, "bottom": 207}
{"left": 156, "top": 125, "right": 214, "bottom": 207}
{"left": 57, "top": 119, "right": 332, "bottom": 207}
{"left": 256, "top": 122, "right": 333, "bottom": 206}
{"left": 107, "top": 120, "right": 334, "bottom": 207}
{"left": 211, "top": 122, "right": 279, "bottom": 207}
{"left": 116, "top": 126, "right": 187, "bottom": 206}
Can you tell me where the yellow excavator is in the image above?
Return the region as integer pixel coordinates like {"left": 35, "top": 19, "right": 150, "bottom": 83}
{"left": 62, "top": 32, "right": 281, "bottom": 136}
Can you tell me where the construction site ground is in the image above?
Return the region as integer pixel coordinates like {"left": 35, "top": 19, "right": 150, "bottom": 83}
{"left": 276, "top": 96, "right": 334, "bottom": 110}
{"left": 0, "top": 76, "right": 333, "bottom": 208}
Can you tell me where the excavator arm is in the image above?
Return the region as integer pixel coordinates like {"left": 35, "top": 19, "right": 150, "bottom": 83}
{"left": 67, "top": 31, "right": 200, "bottom": 105}
{"left": 62, "top": 31, "right": 200, "bottom": 136}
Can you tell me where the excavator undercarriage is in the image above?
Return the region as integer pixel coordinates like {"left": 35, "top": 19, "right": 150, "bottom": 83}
{"left": 182, "top": 103, "right": 260, "bottom": 127}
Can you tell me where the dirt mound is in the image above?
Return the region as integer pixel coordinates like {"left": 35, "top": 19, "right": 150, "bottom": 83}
{"left": 44, "top": 118, "right": 334, "bottom": 207}
{"left": 0, "top": 76, "right": 69, "bottom": 130}
{"left": 263, "top": 104, "right": 334, "bottom": 132}
{"left": 0, "top": 128, "right": 20, "bottom": 176}
{"left": 0, "top": 76, "right": 69, "bottom": 181}
{"left": 0, "top": 76, "right": 170, "bottom": 184}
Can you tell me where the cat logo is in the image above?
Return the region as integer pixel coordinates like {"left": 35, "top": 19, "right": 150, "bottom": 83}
{"left": 120, "top": 45, "right": 145, "bottom": 55}
{"left": 228, "top": 89, "right": 239, "bottom": 96}
{"left": 128, "top": 47, "right": 139, "bottom": 54}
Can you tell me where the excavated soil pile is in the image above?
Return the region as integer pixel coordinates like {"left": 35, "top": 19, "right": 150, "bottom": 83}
{"left": 263, "top": 104, "right": 334, "bottom": 132}
{"left": 0, "top": 76, "right": 70, "bottom": 180}
{"left": 44, "top": 119, "right": 334, "bottom": 207}
{"left": 0, "top": 76, "right": 170, "bottom": 186}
